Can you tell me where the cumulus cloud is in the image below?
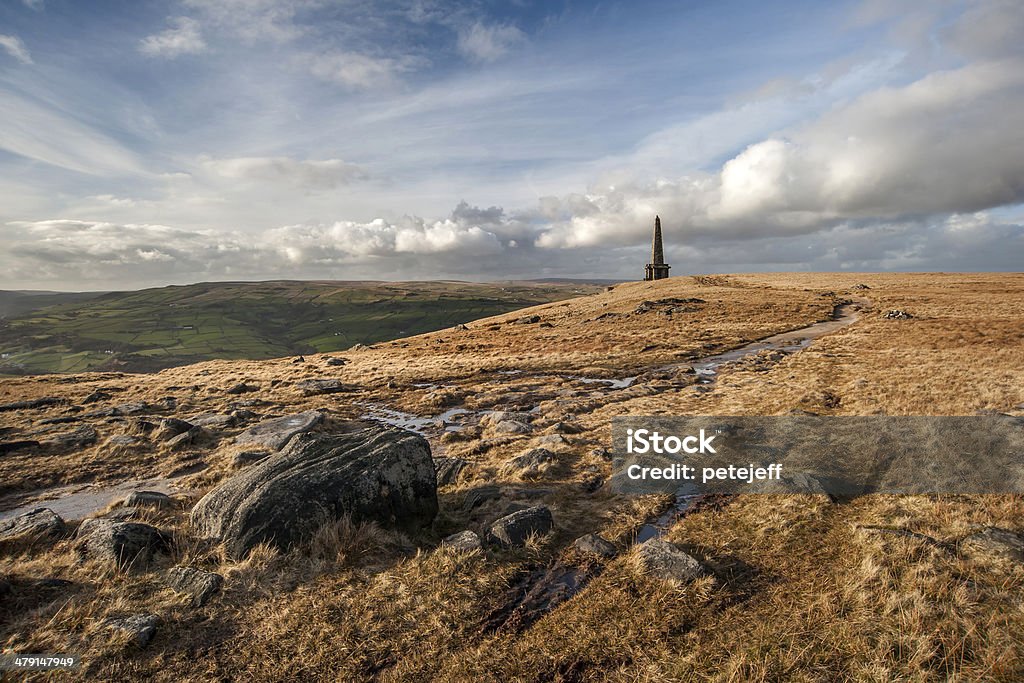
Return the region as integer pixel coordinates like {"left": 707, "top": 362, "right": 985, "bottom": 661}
{"left": 140, "top": 17, "right": 206, "bottom": 58}
{"left": 536, "top": 57, "right": 1024, "bottom": 248}
{"left": 200, "top": 156, "right": 367, "bottom": 189}
{"left": 0, "top": 35, "right": 32, "bottom": 65}
{"left": 457, "top": 21, "right": 525, "bottom": 62}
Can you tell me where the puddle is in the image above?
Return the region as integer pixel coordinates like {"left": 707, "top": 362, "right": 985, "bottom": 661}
{"left": 575, "top": 376, "right": 639, "bottom": 389}
{"left": 0, "top": 476, "right": 184, "bottom": 522}
{"left": 635, "top": 484, "right": 703, "bottom": 543}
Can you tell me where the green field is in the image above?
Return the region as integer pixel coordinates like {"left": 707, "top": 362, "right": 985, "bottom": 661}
{"left": 0, "top": 280, "right": 607, "bottom": 374}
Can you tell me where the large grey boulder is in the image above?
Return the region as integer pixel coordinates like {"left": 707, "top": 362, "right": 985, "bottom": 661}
{"left": 166, "top": 566, "right": 223, "bottom": 607}
{"left": 634, "top": 539, "right": 708, "bottom": 582}
{"left": 485, "top": 505, "right": 553, "bottom": 548}
{"left": 0, "top": 508, "right": 67, "bottom": 541}
{"left": 234, "top": 410, "right": 323, "bottom": 451}
{"left": 191, "top": 426, "right": 438, "bottom": 559}
{"left": 77, "top": 519, "right": 171, "bottom": 572}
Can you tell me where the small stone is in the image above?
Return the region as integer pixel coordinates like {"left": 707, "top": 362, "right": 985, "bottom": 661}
{"left": 165, "top": 566, "right": 223, "bottom": 607}
{"left": 123, "top": 491, "right": 174, "bottom": 509}
{"left": 442, "top": 530, "right": 482, "bottom": 552}
{"left": 81, "top": 390, "right": 112, "bottom": 404}
{"left": 294, "top": 379, "right": 356, "bottom": 396}
{"left": 463, "top": 486, "right": 502, "bottom": 511}
{"left": 883, "top": 309, "right": 913, "bottom": 320}
{"left": 501, "top": 448, "right": 556, "bottom": 478}
{"left": 434, "top": 457, "right": 469, "bottom": 486}
{"left": 0, "top": 508, "right": 67, "bottom": 541}
{"left": 324, "top": 357, "right": 348, "bottom": 366}
{"left": 165, "top": 426, "right": 204, "bottom": 450}
{"left": 226, "top": 383, "right": 258, "bottom": 395}
{"left": 962, "top": 527, "right": 1024, "bottom": 562}
{"left": 573, "top": 533, "right": 617, "bottom": 559}
{"left": 112, "top": 401, "right": 149, "bottom": 416}
{"left": 485, "top": 505, "right": 553, "bottom": 548}
{"left": 634, "top": 539, "right": 708, "bottom": 582}
{"left": 493, "top": 420, "right": 532, "bottom": 435}
{"left": 77, "top": 520, "right": 171, "bottom": 572}
{"left": 154, "top": 418, "right": 195, "bottom": 441}
{"left": 105, "top": 614, "right": 159, "bottom": 647}
{"left": 188, "top": 413, "right": 236, "bottom": 428}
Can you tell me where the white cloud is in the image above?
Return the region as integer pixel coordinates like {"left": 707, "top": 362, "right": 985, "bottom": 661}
{"left": 0, "top": 35, "right": 33, "bottom": 65}
{"left": 200, "top": 156, "right": 367, "bottom": 189}
{"left": 457, "top": 21, "right": 525, "bottom": 62}
{"left": 21, "top": 0, "right": 43, "bottom": 10}
{"left": 304, "top": 51, "right": 414, "bottom": 89}
{"left": 140, "top": 17, "right": 206, "bottom": 58}
{"left": 182, "top": 0, "right": 315, "bottom": 43}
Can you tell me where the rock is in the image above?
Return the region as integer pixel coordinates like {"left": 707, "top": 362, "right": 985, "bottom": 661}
{"left": 43, "top": 425, "right": 98, "bottom": 448}
{"left": 107, "top": 435, "right": 144, "bottom": 448}
{"left": 104, "top": 507, "right": 141, "bottom": 521}
{"left": 463, "top": 486, "right": 502, "bottom": 511}
{"left": 494, "top": 420, "right": 532, "bottom": 435}
{"left": 154, "top": 418, "right": 195, "bottom": 442}
{"left": 483, "top": 411, "right": 533, "bottom": 425}
{"left": 501, "top": 448, "right": 556, "bottom": 478}
{"left": 226, "top": 383, "right": 258, "bottom": 395}
{"left": 434, "top": 457, "right": 469, "bottom": 486}
{"left": 234, "top": 410, "right": 323, "bottom": 451}
{"left": 513, "top": 315, "right": 541, "bottom": 325}
{"left": 111, "top": 402, "right": 149, "bottom": 416}
{"left": 188, "top": 413, "right": 236, "bottom": 429}
{"left": 549, "top": 421, "right": 584, "bottom": 435}
{"left": 231, "top": 450, "right": 271, "bottom": 467}
{"left": 191, "top": 426, "right": 438, "bottom": 559}
{"left": 292, "top": 355, "right": 306, "bottom": 363}
{"left": 0, "top": 508, "right": 67, "bottom": 541}
{"left": 883, "top": 309, "right": 913, "bottom": 320}
{"left": 81, "top": 390, "right": 111, "bottom": 404}
{"left": 123, "top": 491, "right": 174, "bottom": 509}
{"left": 231, "top": 409, "right": 260, "bottom": 421}
{"left": 166, "top": 426, "right": 204, "bottom": 450}
{"left": 165, "top": 566, "right": 223, "bottom": 607}
{"left": 746, "top": 472, "right": 832, "bottom": 497}
{"left": 0, "top": 397, "right": 66, "bottom": 412}
{"left": 962, "top": 527, "right": 1024, "bottom": 562}
{"left": 852, "top": 283, "right": 871, "bottom": 290}
{"left": 324, "top": 357, "right": 348, "bottom": 366}
{"left": 442, "top": 530, "right": 482, "bottom": 552}
{"left": 0, "top": 440, "right": 40, "bottom": 455}
{"left": 77, "top": 520, "right": 171, "bottom": 572}
{"left": 349, "top": 343, "right": 366, "bottom": 351}
{"left": 485, "top": 505, "right": 553, "bottom": 548}
{"left": 295, "top": 378, "right": 356, "bottom": 396}
{"left": 573, "top": 533, "right": 617, "bottom": 559}
{"left": 105, "top": 614, "right": 159, "bottom": 647}
{"left": 453, "top": 324, "right": 469, "bottom": 331}
{"left": 634, "top": 539, "right": 708, "bottom": 582}
{"left": 534, "top": 434, "right": 567, "bottom": 448}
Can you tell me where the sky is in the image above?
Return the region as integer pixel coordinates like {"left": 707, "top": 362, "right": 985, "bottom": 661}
{"left": 0, "top": 0, "right": 1022, "bottom": 290}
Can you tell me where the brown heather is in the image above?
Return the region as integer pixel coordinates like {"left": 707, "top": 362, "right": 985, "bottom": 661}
{"left": 0, "top": 272, "right": 1022, "bottom": 681}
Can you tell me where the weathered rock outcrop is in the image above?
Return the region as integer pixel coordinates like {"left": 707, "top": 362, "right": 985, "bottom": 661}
{"left": 191, "top": 426, "right": 438, "bottom": 559}
{"left": 0, "top": 508, "right": 67, "bottom": 541}
{"left": 501, "top": 448, "right": 556, "bottom": 478}
{"left": 105, "top": 614, "right": 159, "bottom": 647}
{"left": 123, "top": 491, "right": 175, "bottom": 509}
{"left": 442, "top": 530, "right": 482, "bottom": 552}
{"left": 233, "top": 410, "right": 323, "bottom": 451}
{"left": 962, "top": 527, "right": 1024, "bottom": 563}
{"left": 295, "top": 379, "right": 356, "bottom": 396}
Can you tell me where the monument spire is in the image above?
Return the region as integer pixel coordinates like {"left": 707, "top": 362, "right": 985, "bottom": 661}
{"left": 644, "top": 215, "right": 671, "bottom": 281}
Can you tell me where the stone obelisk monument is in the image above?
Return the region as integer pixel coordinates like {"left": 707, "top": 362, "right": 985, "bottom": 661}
{"left": 644, "top": 215, "right": 671, "bottom": 281}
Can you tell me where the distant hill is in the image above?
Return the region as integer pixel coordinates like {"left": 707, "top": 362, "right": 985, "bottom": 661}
{"left": 0, "top": 280, "right": 607, "bottom": 375}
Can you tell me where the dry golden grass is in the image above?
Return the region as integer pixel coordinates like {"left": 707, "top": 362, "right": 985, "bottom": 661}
{"left": 1, "top": 272, "right": 1022, "bottom": 681}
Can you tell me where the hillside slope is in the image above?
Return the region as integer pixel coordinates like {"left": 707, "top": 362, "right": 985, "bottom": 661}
{"left": 0, "top": 273, "right": 1022, "bottom": 681}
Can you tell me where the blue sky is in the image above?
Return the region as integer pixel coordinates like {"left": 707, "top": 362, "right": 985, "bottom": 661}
{"left": 0, "top": 0, "right": 1022, "bottom": 288}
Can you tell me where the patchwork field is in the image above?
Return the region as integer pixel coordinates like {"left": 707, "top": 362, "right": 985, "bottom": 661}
{"left": 0, "top": 273, "right": 1022, "bottom": 681}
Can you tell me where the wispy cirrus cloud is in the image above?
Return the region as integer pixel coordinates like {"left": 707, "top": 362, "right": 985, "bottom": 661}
{"left": 0, "top": 34, "right": 32, "bottom": 64}
{"left": 139, "top": 17, "right": 206, "bottom": 58}
{"left": 456, "top": 21, "right": 525, "bottom": 62}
